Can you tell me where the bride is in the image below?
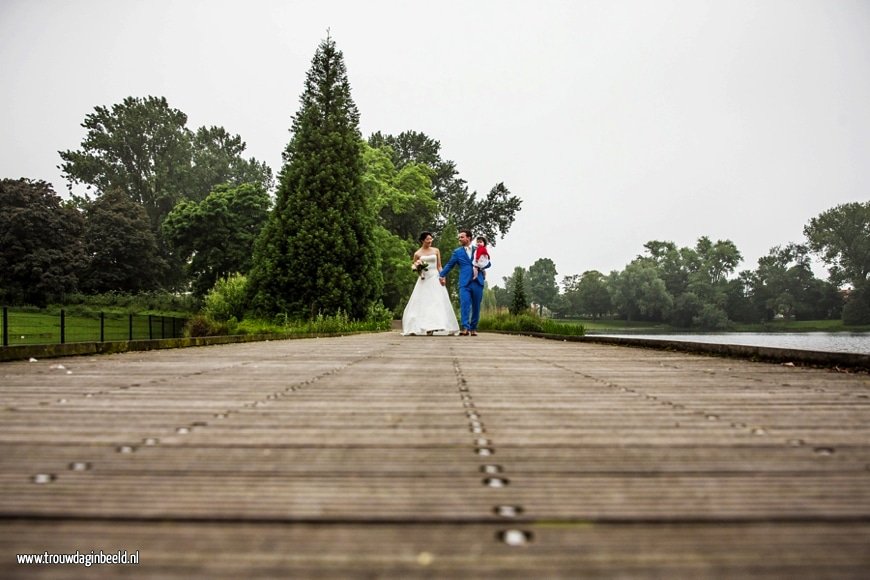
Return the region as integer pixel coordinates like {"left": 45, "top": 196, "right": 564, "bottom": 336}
{"left": 402, "top": 232, "right": 460, "bottom": 336}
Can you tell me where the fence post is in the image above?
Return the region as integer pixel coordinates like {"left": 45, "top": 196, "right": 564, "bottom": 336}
{"left": 2, "top": 307, "right": 7, "bottom": 347}
{"left": 60, "top": 310, "right": 66, "bottom": 344}
{"left": 161, "top": 316, "right": 166, "bottom": 339}
{"left": 100, "top": 312, "right": 105, "bottom": 342}
{"left": 129, "top": 314, "right": 133, "bottom": 341}
{"left": 148, "top": 315, "right": 153, "bottom": 340}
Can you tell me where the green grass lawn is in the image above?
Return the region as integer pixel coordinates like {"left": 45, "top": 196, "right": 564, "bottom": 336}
{"left": 2, "top": 310, "right": 186, "bottom": 345}
{"left": 557, "top": 318, "right": 670, "bottom": 333}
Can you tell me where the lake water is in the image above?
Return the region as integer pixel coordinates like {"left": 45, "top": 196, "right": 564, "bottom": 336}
{"left": 591, "top": 332, "right": 870, "bottom": 354}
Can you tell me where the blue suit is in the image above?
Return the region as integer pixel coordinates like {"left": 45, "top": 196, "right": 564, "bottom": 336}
{"left": 439, "top": 245, "right": 489, "bottom": 331}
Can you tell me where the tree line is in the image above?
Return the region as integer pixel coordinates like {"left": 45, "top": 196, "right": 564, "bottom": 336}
{"left": 0, "top": 36, "right": 522, "bottom": 318}
{"left": 492, "top": 202, "right": 870, "bottom": 327}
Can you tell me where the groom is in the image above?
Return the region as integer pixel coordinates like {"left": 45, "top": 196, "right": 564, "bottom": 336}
{"left": 439, "top": 229, "right": 489, "bottom": 336}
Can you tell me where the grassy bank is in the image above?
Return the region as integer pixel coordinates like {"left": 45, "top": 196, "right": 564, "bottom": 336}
{"left": 480, "top": 312, "right": 585, "bottom": 336}
{"left": 2, "top": 309, "right": 187, "bottom": 345}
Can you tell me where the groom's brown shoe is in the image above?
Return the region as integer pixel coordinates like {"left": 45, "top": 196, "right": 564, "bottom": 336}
{"left": 459, "top": 330, "right": 469, "bottom": 336}
{"left": 470, "top": 331, "right": 478, "bottom": 336}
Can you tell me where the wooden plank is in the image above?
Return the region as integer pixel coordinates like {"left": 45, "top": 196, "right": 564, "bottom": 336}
{"left": 1, "top": 332, "right": 868, "bottom": 577}
{"left": 1, "top": 521, "right": 868, "bottom": 579}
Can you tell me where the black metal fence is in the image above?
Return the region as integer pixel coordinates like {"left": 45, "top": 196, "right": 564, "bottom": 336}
{"left": 1, "top": 307, "right": 188, "bottom": 347}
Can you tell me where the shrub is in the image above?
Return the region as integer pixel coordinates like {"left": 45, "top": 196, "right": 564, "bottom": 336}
{"left": 203, "top": 274, "right": 249, "bottom": 322}
{"left": 479, "top": 311, "right": 585, "bottom": 336}
{"left": 184, "top": 314, "right": 229, "bottom": 337}
{"left": 842, "top": 289, "right": 870, "bottom": 326}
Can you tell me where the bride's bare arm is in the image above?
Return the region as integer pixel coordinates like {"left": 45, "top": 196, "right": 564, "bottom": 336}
{"left": 435, "top": 248, "right": 442, "bottom": 270}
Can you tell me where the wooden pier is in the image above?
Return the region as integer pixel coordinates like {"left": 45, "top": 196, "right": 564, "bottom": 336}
{"left": 1, "top": 332, "right": 868, "bottom": 577}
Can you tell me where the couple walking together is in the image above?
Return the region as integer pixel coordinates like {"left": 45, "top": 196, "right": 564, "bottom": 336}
{"left": 401, "top": 230, "right": 490, "bottom": 336}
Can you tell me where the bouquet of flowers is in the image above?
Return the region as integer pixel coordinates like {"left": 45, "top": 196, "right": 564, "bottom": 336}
{"left": 413, "top": 259, "right": 429, "bottom": 279}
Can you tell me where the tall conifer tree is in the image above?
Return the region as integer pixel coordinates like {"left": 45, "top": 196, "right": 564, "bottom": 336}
{"left": 249, "top": 35, "right": 381, "bottom": 319}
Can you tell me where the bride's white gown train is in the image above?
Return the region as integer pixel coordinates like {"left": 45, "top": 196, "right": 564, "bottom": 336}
{"left": 402, "top": 254, "right": 460, "bottom": 336}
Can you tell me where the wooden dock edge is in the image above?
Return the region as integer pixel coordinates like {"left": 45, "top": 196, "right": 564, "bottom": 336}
{"left": 0, "top": 331, "right": 385, "bottom": 363}
{"left": 487, "top": 331, "right": 870, "bottom": 371}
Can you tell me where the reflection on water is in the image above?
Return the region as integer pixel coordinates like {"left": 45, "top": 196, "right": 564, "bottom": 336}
{"left": 592, "top": 332, "right": 870, "bottom": 354}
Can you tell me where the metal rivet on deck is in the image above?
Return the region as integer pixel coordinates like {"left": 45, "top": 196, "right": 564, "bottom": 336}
{"left": 494, "top": 505, "right": 524, "bottom": 517}
{"left": 498, "top": 530, "right": 532, "bottom": 546}
{"left": 214, "top": 413, "right": 228, "bottom": 419}
{"left": 117, "top": 445, "right": 135, "bottom": 454}
{"left": 814, "top": 447, "right": 835, "bottom": 456}
{"left": 143, "top": 438, "right": 159, "bottom": 446}
{"left": 416, "top": 552, "right": 433, "bottom": 566}
{"left": 788, "top": 439, "right": 805, "bottom": 447}
{"left": 475, "top": 438, "right": 491, "bottom": 446}
{"left": 752, "top": 428, "right": 767, "bottom": 435}
{"left": 706, "top": 414, "right": 719, "bottom": 421}
{"left": 484, "top": 477, "right": 509, "bottom": 488}
{"left": 69, "top": 462, "right": 90, "bottom": 471}
{"left": 32, "top": 473, "right": 55, "bottom": 484}
{"left": 480, "top": 465, "right": 503, "bottom": 474}
{"left": 176, "top": 427, "right": 190, "bottom": 434}
{"left": 463, "top": 402, "right": 475, "bottom": 408}
{"left": 191, "top": 422, "right": 207, "bottom": 427}
{"left": 57, "top": 399, "right": 67, "bottom": 404}
{"left": 476, "top": 447, "right": 494, "bottom": 456}
{"left": 467, "top": 412, "right": 480, "bottom": 420}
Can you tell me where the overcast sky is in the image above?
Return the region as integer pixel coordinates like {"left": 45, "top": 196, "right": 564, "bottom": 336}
{"left": 2, "top": 0, "right": 869, "bottom": 285}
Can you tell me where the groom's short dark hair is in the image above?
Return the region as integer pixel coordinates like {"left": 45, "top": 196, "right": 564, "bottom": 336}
{"left": 460, "top": 229, "right": 472, "bottom": 238}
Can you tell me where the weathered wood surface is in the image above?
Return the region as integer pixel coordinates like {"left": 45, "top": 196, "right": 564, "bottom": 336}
{"left": 1, "top": 332, "right": 868, "bottom": 578}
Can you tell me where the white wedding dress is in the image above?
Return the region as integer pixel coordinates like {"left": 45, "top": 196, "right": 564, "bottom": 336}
{"left": 402, "top": 254, "right": 460, "bottom": 336}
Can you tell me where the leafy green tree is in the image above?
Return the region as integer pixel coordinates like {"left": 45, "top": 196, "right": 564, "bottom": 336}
{"left": 0, "top": 179, "right": 85, "bottom": 305}
{"left": 580, "top": 272, "right": 613, "bottom": 319}
{"left": 640, "top": 241, "right": 693, "bottom": 297}
{"left": 804, "top": 202, "right": 870, "bottom": 323}
{"left": 490, "top": 285, "right": 510, "bottom": 309}
{"left": 724, "top": 271, "right": 763, "bottom": 324}
{"left": 59, "top": 96, "right": 193, "bottom": 232}
{"left": 527, "top": 258, "right": 559, "bottom": 316}
{"left": 362, "top": 143, "right": 436, "bottom": 239}
{"left": 162, "top": 183, "right": 271, "bottom": 296}
{"left": 560, "top": 274, "right": 583, "bottom": 317}
{"left": 639, "top": 237, "right": 739, "bottom": 328}
{"left": 359, "top": 142, "right": 438, "bottom": 313}
{"left": 694, "top": 236, "right": 742, "bottom": 284}
{"left": 509, "top": 267, "right": 530, "bottom": 315}
{"left": 81, "top": 188, "right": 165, "bottom": 294}
{"left": 369, "top": 131, "right": 456, "bottom": 205}
{"left": 368, "top": 131, "right": 522, "bottom": 244}
{"left": 482, "top": 286, "right": 498, "bottom": 312}
{"left": 189, "top": 126, "right": 274, "bottom": 202}
{"left": 610, "top": 261, "right": 672, "bottom": 322}
{"left": 248, "top": 36, "right": 381, "bottom": 319}
{"left": 751, "top": 244, "right": 843, "bottom": 321}
{"left": 842, "top": 288, "right": 870, "bottom": 325}
{"left": 60, "top": 98, "right": 274, "bottom": 230}
{"left": 804, "top": 201, "right": 870, "bottom": 291}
